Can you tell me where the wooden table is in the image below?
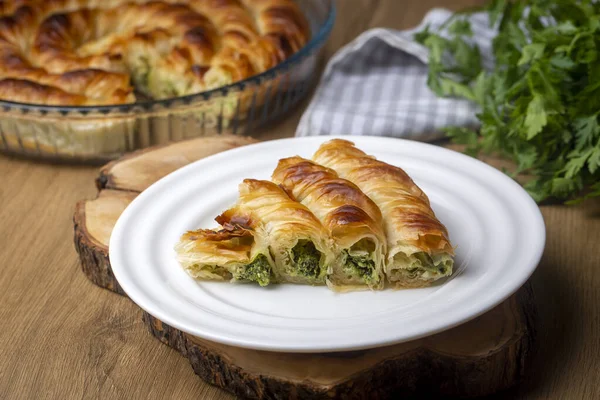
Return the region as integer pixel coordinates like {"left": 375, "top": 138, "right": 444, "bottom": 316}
{"left": 1, "top": 1, "right": 598, "bottom": 399}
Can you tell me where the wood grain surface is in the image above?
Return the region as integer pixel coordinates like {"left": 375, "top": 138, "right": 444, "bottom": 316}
{"left": 0, "top": 1, "right": 598, "bottom": 399}
{"left": 73, "top": 136, "right": 535, "bottom": 398}
{"left": 139, "top": 285, "right": 535, "bottom": 399}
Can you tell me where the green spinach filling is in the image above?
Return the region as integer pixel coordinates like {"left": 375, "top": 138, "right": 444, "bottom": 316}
{"left": 402, "top": 253, "right": 450, "bottom": 278}
{"left": 291, "top": 240, "right": 321, "bottom": 279}
{"left": 415, "top": 253, "right": 448, "bottom": 274}
{"left": 343, "top": 251, "right": 379, "bottom": 285}
{"left": 237, "top": 254, "right": 272, "bottom": 287}
{"left": 131, "top": 56, "right": 151, "bottom": 94}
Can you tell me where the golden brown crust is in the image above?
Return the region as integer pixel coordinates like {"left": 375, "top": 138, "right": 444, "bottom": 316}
{"left": 181, "top": 226, "right": 253, "bottom": 243}
{"left": 176, "top": 226, "right": 254, "bottom": 280}
{"left": 272, "top": 156, "right": 387, "bottom": 289}
{"left": 0, "top": 0, "right": 309, "bottom": 105}
{"left": 216, "top": 178, "right": 333, "bottom": 283}
{"left": 216, "top": 179, "right": 327, "bottom": 242}
{"left": 313, "top": 139, "right": 454, "bottom": 256}
{"left": 271, "top": 156, "right": 385, "bottom": 249}
{"left": 0, "top": 78, "right": 87, "bottom": 105}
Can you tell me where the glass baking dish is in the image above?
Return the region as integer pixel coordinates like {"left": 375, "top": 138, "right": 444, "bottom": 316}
{"left": 0, "top": 0, "right": 335, "bottom": 163}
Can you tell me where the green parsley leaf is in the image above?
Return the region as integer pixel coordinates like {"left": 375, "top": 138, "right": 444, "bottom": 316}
{"left": 588, "top": 145, "right": 600, "bottom": 174}
{"left": 551, "top": 177, "right": 581, "bottom": 197}
{"left": 423, "top": 35, "right": 447, "bottom": 64}
{"left": 564, "top": 148, "right": 592, "bottom": 178}
{"left": 515, "top": 146, "right": 538, "bottom": 172}
{"left": 488, "top": 0, "right": 507, "bottom": 26}
{"left": 438, "top": 78, "right": 476, "bottom": 101}
{"left": 518, "top": 43, "right": 545, "bottom": 66}
{"left": 569, "top": 33, "right": 597, "bottom": 64}
{"left": 444, "top": 127, "right": 480, "bottom": 156}
{"left": 573, "top": 116, "right": 599, "bottom": 150}
{"left": 414, "top": 24, "right": 431, "bottom": 44}
{"left": 416, "top": 0, "right": 600, "bottom": 203}
{"left": 448, "top": 19, "right": 473, "bottom": 36}
{"left": 524, "top": 95, "right": 547, "bottom": 139}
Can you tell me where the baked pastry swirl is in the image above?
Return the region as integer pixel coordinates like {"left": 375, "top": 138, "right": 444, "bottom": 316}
{"left": 0, "top": 0, "right": 310, "bottom": 105}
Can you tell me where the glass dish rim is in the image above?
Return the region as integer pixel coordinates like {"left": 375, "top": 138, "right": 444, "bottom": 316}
{"left": 0, "top": 0, "right": 335, "bottom": 115}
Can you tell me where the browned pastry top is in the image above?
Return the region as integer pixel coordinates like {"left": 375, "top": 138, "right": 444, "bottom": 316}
{"left": 0, "top": 0, "right": 309, "bottom": 105}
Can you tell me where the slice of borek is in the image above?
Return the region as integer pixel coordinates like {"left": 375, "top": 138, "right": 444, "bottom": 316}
{"left": 216, "top": 179, "right": 333, "bottom": 285}
{"left": 175, "top": 226, "right": 275, "bottom": 286}
{"left": 272, "top": 157, "right": 386, "bottom": 290}
{"left": 313, "top": 139, "right": 455, "bottom": 288}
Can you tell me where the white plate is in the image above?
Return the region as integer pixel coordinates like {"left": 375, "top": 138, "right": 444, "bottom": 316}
{"left": 110, "top": 136, "right": 545, "bottom": 353}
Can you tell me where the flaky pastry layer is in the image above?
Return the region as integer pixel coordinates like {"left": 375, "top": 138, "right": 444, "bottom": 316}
{"left": 0, "top": 0, "right": 309, "bottom": 105}
{"left": 313, "top": 139, "right": 455, "bottom": 287}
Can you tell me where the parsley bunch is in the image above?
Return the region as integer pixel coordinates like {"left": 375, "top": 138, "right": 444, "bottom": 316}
{"left": 416, "top": 0, "right": 600, "bottom": 203}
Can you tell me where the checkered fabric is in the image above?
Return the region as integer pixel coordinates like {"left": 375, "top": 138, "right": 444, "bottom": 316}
{"left": 296, "top": 8, "right": 496, "bottom": 141}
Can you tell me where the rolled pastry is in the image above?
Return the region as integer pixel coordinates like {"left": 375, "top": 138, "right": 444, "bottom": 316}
{"left": 313, "top": 139, "right": 454, "bottom": 287}
{"left": 175, "top": 225, "right": 275, "bottom": 286}
{"left": 272, "top": 156, "right": 386, "bottom": 290}
{"left": 216, "top": 179, "right": 333, "bottom": 285}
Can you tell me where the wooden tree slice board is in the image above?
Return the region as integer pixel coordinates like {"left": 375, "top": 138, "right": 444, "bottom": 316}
{"left": 73, "top": 135, "right": 537, "bottom": 399}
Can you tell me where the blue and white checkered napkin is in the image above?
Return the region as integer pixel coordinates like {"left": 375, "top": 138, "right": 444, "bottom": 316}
{"left": 296, "top": 8, "right": 496, "bottom": 140}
